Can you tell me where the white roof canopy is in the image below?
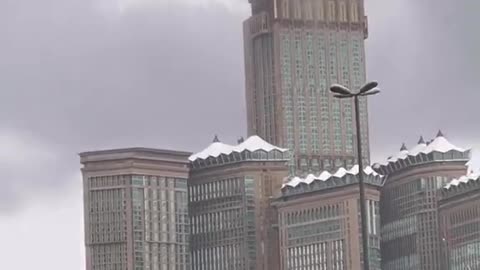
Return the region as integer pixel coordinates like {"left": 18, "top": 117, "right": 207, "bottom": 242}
{"left": 189, "top": 135, "right": 288, "bottom": 162}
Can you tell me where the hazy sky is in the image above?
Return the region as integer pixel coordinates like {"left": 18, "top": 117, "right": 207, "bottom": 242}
{"left": 1, "top": 0, "right": 479, "bottom": 269}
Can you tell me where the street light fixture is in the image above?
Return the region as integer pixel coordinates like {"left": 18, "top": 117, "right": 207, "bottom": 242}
{"left": 330, "top": 81, "right": 380, "bottom": 270}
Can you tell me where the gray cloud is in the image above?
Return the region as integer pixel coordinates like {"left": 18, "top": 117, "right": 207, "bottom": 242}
{"left": 0, "top": 0, "right": 248, "bottom": 211}
{"left": 366, "top": 0, "right": 480, "bottom": 159}
{"left": 1, "top": 0, "right": 479, "bottom": 213}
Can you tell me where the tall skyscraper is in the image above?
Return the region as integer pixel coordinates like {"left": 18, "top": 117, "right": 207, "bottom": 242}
{"left": 374, "top": 132, "right": 470, "bottom": 270}
{"left": 80, "top": 148, "right": 191, "bottom": 270}
{"left": 244, "top": 0, "right": 371, "bottom": 175}
{"left": 188, "top": 136, "right": 290, "bottom": 270}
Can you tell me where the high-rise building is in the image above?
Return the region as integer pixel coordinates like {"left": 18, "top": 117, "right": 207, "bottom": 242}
{"left": 244, "top": 0, "right": 370, "bottom": 175}
{"left": 188, "top": 136, "right": 290, "bottom": 270}
{"left": 374, "top": 132, "right": 470, "bottom": 270}
{"left": 439, "top": 173, "right": 480, "bottom": 270}
{"left": 80, "top": 148, "right": 191, "bottom": 270}
{"left": 276, "top": 165, "right": 383, "bottom": 270}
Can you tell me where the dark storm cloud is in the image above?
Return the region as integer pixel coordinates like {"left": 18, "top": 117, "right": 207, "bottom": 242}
{"left": 0, "top": 0, "right": 478, "bottom": 212}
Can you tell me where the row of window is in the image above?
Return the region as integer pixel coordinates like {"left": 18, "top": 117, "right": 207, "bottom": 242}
{"left": 381, "top": 216, "right": 417, "bottom": 242}
{"left": 189, "top": 177, "right": 244, "bottom": 202}
{"left": 88, "top": 175, "right": 128, "bottom": 188}
{"left": 89, "top": 189, "right": 126, "bottom": 212}
{"left": 283, "top": 203, "right": 344, "bottom": 225}
{"left": 141, "top": 243, "right": 189, "bottom": 270}
{"left": 191, "top": 208, "right": 245, "bottom": 235}
{"left": 285, "top": 240, "right": 345, "bottom": 270}
{"left": 131, "top": 175, "right": 187, "bottom": 189}
{"left": 192, "top": 245, "right": 247, "bottom": 270}
{"left": 450, "top": 241, "right": 480, "bottom": 270}
{"left": 448, "top": 204, "right": 480, "bottom": 226}
{"left": 90, "top": 244, "right": 127, "bottom": 270}
{"left": 287, "top": 219, "right": 342, "bottom": 239}
{"left": 278, "top": 0, "right": 361, "bottom": 23}
{"left": 383, "top": 254, "right": 418, "bottom": 270}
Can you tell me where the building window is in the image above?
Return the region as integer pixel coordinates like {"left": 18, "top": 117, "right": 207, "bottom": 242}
{"left": 339, "top": 2, "right": 347, "bottom": 22}
{"left": 316, "top": 0, "right": 324, "bottom": 21}
{"left": 351, "top": 2, "right": 359, "bottom": 22}
{"left": 305, "top": 0, "right": 313, "bottom": 20}
{"left": 282, "top": 0, "right": 289, "bottom": 18}
{"left": 294, "top": 0, "right": 302, "bottom": 19}
{"left": 328, "top": 1, "right": 335, "bottom": 21}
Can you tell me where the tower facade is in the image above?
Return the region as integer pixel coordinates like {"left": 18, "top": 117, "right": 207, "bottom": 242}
{"left": 244, "top": 0, "right": 370, "bottom": 175}
{"left": 80, "top": 148, "right": 191, "bottom": 270}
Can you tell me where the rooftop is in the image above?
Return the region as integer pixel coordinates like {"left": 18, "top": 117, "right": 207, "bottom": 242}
{"left": 373, "top": 131, "right": 470, "bottom": 175}
{"left": 80, "top": 147, "right": 192, "bottom": 158}
{"left": 189, "top": 135, "right": 288, "bottom": 162}
{"left": 444, "top": 171, "right": 480, "bottom": 190}
{"left": 79, "top": 147, "right": 192, "bottom": 164}
{"left": 281, "top": 165, "right": 384, "bottom": 197}
{"left": 440, "top": 171, "right": 480, "bottom": 200}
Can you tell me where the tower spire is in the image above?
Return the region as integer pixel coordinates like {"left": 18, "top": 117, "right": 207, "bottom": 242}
{"left": 400, "top": 143, "right": 407, "bottom": 151}
{"left": 213, "top": 134, "right": 220, "bottom": 143}
{"left": 418, "top": 136, "right": 426, "bottom": 144}
{"left": 436, "top": 130, "right": 444, "bottom": 138}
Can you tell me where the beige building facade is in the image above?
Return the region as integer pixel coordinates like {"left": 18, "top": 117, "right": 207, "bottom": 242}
{"left": 188, "top": 136, "right": 289, "bottom": 270}
{"left": 374, "top": 133, "right": 470, "bottom": 270}
{"left": 80, "top": 148, "right": 191, "bottom": 270}
{"left": 439, "top": 174, "right": 480, "bottom": 270}
{"left": 276, "top": 166, "right": 383, "bottom": 270}
{"left": 244, "top": 0, "right": 371, "bottom": 175}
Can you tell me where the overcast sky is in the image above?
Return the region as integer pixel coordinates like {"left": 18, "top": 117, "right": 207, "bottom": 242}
{"left": 1, "top": 0, "right": 479, "bottom": 269}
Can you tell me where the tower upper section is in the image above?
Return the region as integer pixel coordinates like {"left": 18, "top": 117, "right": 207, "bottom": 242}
{"left": 248, "top": 0, "right": 368, "bottom": 38}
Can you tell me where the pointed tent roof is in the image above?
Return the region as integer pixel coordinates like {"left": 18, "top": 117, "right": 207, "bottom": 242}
{"left": 437, "top": 130, "right": 444, "bottom": 138}
{"left": 374, "top": 131, "right": 468, "bottom": 168}
{"left": 189, "top": 135, "right": 288, "bottom": 162}
{"left": 400, "top": 143, "right": 407, "bottom": 151}
{"left": 283, "top": 165, "right": 383, "bottom": 189}
{"left": 444, "top": 172, "right": 480, "bottom": 190}
{"left": 213, "top": 134, "right": 220, "bottom": 143}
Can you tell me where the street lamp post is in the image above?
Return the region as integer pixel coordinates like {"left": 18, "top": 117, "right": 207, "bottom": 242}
{"left": 330, "top": 82, "right": 380, "bottom": 270}
{"left": 442, "top": 238, "right": 451, "bottom": 270}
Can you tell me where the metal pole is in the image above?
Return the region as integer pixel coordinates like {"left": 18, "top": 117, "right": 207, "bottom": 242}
{"left": 354, "top": 95, "right": 370, "bottom": 270}
{"left": 444, "top": 239, "right": 450, "bottom": 270}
